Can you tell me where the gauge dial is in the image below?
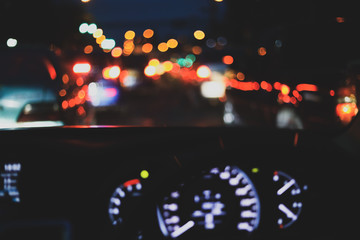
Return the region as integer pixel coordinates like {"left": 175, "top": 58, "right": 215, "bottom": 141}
{"left": 108, "top": 178, "right": 143, "bottom": 226}
{"left": 157, "top": 165, "right": 260, "bottom": 239}
{"left": 273, "top": 171, "right": 307, "bottom": 229}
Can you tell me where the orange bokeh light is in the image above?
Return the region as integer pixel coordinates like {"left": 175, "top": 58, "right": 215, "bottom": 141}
{"left": 222, "top": 55, "right": 234, "bottom": 65}
{"left": 142, "top": 43, "right": 153, "bottom": 53}
{"left": 258, "top": 47, "right": 267, "bottom": 56}
{"left": 143, "top": 29, "right": 154, "bottom": 38}
{"left": 111, "top": 47, "right": 123, "bottom": 58}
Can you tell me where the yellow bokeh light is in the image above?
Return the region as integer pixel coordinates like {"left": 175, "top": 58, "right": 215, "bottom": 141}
{"left": 163, "top": 61, "right": 173, "bottom": 72}
{"left": 124, "top": 30, "right": 136, "bottom": 40}
{"left": 194, "top": 30, "right": 205, "bottom": 40}
{"left": 96, "top": 35, "right": 106, "bottom": 44}
{"left": 143, "top": 29, "right": 154, "bottom": 38}
{"left": 167, "top": 38, "right": 178, "bottom": 49}
{"left": 156, "top": 64, "right": 165, "bottom": 75}
{"left": 93, "top": 28, "right": 103, "bottom": 38}
{"left": 149, "top": 58, "right": 160, "bottom": 67}
{"left": 158, "top": 42, "right": 168, "bottom": 52}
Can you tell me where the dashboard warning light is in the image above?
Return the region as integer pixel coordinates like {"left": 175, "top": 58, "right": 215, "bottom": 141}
{"left": 140, "top": 170, "right": 149, "bottom": 179}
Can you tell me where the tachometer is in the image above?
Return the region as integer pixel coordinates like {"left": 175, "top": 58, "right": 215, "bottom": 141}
{"left": 157, "top": 165, "right": 260, "bottom": 239}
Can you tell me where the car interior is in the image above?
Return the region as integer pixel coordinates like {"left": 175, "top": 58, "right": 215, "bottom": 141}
{"left": 0, "top": 124, "right": 358, "bottom": 240}
{"left": 1, "top": 1, "right": 360, "bottom": 240}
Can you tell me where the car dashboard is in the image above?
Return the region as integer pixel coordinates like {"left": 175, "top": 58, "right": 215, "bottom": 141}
{"left": 0, "top": 127, "right": 357, "bottom": 240}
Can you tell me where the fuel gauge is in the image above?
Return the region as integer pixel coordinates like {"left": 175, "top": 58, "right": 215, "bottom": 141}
{"left": 272, "top": 171, "right": 307, "bottom": 229}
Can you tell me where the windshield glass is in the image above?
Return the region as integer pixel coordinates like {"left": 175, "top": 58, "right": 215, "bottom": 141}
{"left": 1, "top": 0, "right": 359, "bottom": 130}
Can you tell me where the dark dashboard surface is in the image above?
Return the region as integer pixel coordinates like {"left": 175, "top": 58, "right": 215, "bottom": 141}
{"left": 0, "top": 127, "right": 357, "bottom": 240}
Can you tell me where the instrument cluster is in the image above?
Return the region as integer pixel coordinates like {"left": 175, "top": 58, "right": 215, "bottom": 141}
{"left": 106, "top": 163, "right": 308, "bottom": 239}
{"left": 1, "top": 127, "right": 353, "bottom": 240}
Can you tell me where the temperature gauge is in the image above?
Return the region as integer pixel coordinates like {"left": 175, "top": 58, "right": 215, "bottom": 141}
{"left": 272, "top": 171, "right": 307, "bottom": 229}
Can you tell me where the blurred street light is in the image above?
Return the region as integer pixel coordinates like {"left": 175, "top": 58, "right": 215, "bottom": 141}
{"left": 87, "top": 23, "right": 97, "bottom": 34}
{"left": 79, "top": 23, "right": 89, "bottom": 34}
{"left": 194, "top": 30, "right": 205, "bottom": 40}
{"left": 101, "top": 39, "right": 116, "bottom": 50}
{"left": 6, "top": 38, "right": 17, "bottom": 47}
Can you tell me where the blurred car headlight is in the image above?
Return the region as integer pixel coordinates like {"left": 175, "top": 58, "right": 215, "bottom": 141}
{"left": 200, "top": 81, "right": 226, "bottom": 98}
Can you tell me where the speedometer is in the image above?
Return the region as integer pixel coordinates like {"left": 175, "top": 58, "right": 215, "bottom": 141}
{"left": 108, "top": 178, "right": 143, "bottom": 226}
{"left": 157, "top": 165, "right": 260, "bottom": 239}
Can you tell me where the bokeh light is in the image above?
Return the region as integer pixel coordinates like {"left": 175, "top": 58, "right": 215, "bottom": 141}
{"left": 222, "top": 55, "right": 234, "bottom": 65}
{"left": 158, "top": 42, "right": 168, "bottom": 52}
{"left": 111, "top": 47, "right": 123, "bottom": 58}
{"left": 142, "top": 43, "right": 153, "bottom": 53}
{"left": 124, "top": 30, "right": 136, "bottom": 40}
{"left": 6, "top": 38, "right": 17, "bottom": 47}
{"left": 194, "top": 30, "right": 205, "bottom": 40}
{"left": 197, "top": 65, "right": 211, "bottom": 78}
{"left": 93, "top": 28, "right": 103, "bottom": 38}
{"left": 84, "top": 45, "right": 93, "bottom": 54}
{"left": 258, "top": 47, "right": 267, "bottom": 56}
{"left": 167, "top": 39, "right": 178, "bottom": 49}
{"left": 144, "top": 65, "right": 156, "bottom": 77}
{"left": 143, "top": 29, "right": 154, "bottom": 38}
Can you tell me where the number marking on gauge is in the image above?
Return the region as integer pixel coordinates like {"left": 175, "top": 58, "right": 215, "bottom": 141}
{"left": 157, "top": 165, "right": 260, "bottom": 238}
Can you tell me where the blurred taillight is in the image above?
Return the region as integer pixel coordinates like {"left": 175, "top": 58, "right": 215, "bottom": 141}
{"left": 73, "top": 63, "right": 91, "bottom": 74}
{"left": 336, "top": 102, "right": 358, "bottom": 124}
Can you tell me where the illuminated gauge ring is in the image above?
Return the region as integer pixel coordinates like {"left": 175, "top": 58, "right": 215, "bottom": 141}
{"left": 108, "top": 179, "right": 142, "bottom": 226}
{"left": 157, "top": 165, "right": 260, "bottom": 239}
{"left": 273, "top": 171, "right": 306, "bottom": 229}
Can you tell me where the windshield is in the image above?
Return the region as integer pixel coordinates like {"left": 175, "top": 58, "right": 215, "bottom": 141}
{"left": 1, "top": 0, "right": 359, "bottom": 130}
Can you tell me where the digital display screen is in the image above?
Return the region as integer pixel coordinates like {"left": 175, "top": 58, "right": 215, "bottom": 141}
{"left": 0, "top": 163, "right": 21, "bottom": 203}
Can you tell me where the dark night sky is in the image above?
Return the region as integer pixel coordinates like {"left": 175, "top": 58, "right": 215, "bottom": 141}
{"left": 86, "top": 0, "right": 226, "bottom": 41}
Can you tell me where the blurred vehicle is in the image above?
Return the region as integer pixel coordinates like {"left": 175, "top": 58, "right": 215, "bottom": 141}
{"left": 0, "top": 47, "right": 63, "bottom": 128}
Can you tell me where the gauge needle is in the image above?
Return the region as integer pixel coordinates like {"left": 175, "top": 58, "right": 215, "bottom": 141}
{"left": 277, "top": 179, "right": 295, "bottom": 196}
{"left": 278, "top": 204, "right": 297, "bottom": 221}
{"left": 171, "top": 220, "right": 195, "bottom": 238}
